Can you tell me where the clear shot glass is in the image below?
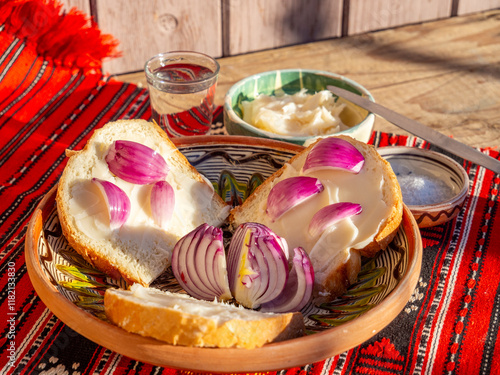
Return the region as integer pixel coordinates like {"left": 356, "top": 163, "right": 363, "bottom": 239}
{"left": 145, "top": 51, "right": 220, "bottom": 137}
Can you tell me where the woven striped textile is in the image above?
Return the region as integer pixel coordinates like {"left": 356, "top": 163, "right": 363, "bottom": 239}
{"left": 2, "top": 11, "right": 500, "bottom": 375}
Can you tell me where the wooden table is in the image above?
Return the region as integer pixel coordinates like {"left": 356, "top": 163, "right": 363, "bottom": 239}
{"left": 117, "top": 10, "right": 500, "bottom": 149}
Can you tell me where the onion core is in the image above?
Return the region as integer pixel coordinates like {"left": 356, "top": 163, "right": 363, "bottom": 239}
{"left": 227, "top": 223, "right": 289, "bottom": 309}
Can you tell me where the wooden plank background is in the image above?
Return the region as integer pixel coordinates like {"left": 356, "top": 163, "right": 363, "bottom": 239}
{"left": 347, "top": 0, "right": 452, "bottom": 34}
{"left": 61, "top": 0, "right": 500, "bottom": 75}
{"left": 223, "top": 0, "right": 343, "bottom": 55}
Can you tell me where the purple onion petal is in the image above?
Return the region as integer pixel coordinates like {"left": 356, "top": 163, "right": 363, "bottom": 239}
{"left": 258, "top": 236, "right": 288, "bottom": 303}
{"left": 105, "top": 140, "right": 169, "bottom": 184}
{"left": 266, "top": 176, "right": 324, "bottom": 222}
{"left": 308, "top": 202, "right": 363, "bottom": 238}
{"left": 260, "top": 247, "right": 314, "bottom": 313}
{"left": 303, "top": 137, "right": 365, "bottom": 174}
{"left": 173, "top": 224, "right": 217, "bottom": 300}
{"left": 91, "top": 178, "right": 131, "bottom": 229}
{"left": 172, "top": 224, "right": 231, "bottom": 301}
{"left": 150, "top": 181, "right": 175, "bottom": 229}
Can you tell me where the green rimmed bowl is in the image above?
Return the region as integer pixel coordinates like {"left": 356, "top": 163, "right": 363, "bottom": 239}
{"left": 224, "top": 69, "right": 375, "bottom": 145}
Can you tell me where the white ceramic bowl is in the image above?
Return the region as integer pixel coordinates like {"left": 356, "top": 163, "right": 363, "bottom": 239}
{"left": 378, "top": 146, "right": 469, "bottom": 228}
{"left": 224, "top": 69, "right": 375, "bottom": 145}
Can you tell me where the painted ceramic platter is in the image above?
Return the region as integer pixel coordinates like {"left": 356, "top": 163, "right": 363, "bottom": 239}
{"left": 26, "top": 135, "right": 422, "bottom": 373}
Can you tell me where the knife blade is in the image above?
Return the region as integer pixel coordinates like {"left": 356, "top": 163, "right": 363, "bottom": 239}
{"left": 327, "top": 85, "right": 500, "bottom": 174}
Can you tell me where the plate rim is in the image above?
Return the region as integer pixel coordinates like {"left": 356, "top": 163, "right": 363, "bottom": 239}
{"left": 25, "top": 136, "right": 422, "bottom": 373}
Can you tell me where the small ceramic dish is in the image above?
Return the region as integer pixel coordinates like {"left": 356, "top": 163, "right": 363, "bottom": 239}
{"left": 377, "top": 146, "right": 469, "bottom": 228}
{"left": 224, "top": 69, "right": 375, "bottom": 145}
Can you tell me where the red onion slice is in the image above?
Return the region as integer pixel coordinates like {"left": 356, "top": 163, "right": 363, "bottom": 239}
{"left": 171, "top": 224, "right": 232, "bottom": 301}
{"left": 266, "top": 176, "right": 324, "bottom": 222}
{"left": 308, "top": 202, "right": 363, "bottom": 238}
{"left": 260, "top": 247, "right": 314, "bottom": 313}
{"left": 256, "top": 236, "right": 287, "bottom": 303}
{"left": 203, "top": 233, "right": 231, "bottom": 298}
{"left": 150, "top": 181, "right": 175, "bottom": 229}
{"left": 105, "top": 140, "right": 169, "bottom": 184}
{"left": 227, "top": 223, "right": 288, "bottom": 309}
{"left": 302, "top": 137, "right": 365, "bottom": 174}
{"left": 91, "top": 178, "right": 130, "bottom": 229}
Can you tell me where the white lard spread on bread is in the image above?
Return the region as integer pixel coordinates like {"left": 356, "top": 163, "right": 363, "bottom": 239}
{"left": 254, "top": 150, "right": 391, "bottom": 277}
{"left": 129, "top": 284, "right": 277, "bottom": 322}
{"left": 67, "top": 134, "right": 222, "bottom": 251}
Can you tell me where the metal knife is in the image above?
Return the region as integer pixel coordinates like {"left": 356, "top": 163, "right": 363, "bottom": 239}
{"left": 327, "top": 85, "right": 500, "bottom": 174}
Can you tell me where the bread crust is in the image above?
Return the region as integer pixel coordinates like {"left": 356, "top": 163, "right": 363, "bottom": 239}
{"left": 313, "top": 249, "right": 361, "bottom": 304}
{"left": 229, "top": 135, "right": 403, "bottom": 302}
{"left": 56, "top": 119, "right": 229, "bottom": 286}
{"left": 104, "top": 286, "right": 305, "bottom": 349}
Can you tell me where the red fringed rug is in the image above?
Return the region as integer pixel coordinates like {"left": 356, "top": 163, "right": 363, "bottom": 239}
{"left": 1, "top": 1, "right": 500, "bottom": 374}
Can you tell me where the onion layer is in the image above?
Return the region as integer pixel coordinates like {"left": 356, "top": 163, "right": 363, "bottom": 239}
{"left": 91, "top": 178, "right": 130, "bottom": 229}
{"left": 150, "top": 181, "right": 175, "bottom": 229}
{"left": 260, "top": 247, "right": 314, "bottom": 313}
{"left": 227, "top": 223, "right": 289, "bottom": 309}
{"left": 303, "top": 137, "right": 365, "bottom": 174}
{"left": 266, "top": 176, "right": 324, "bottom": 222}
{"left": 171, "top": 224, "right": 232, "bottom": 301}
{"left": 308, "top": 202, "right": 363, "bottom": 237}
{"left": 171, "top": 222, "right": 315, "bottom": 312}
{"left": 105, "top": 140, "right": 169, "bottom": 184}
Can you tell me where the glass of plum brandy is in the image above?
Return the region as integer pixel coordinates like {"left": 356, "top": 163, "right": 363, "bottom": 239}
{"left": 145, "top": 51, "right": 220, "bottom": 137}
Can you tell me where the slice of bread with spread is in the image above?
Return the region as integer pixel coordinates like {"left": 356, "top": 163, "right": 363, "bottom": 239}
{"left": 104, "top": 284, "right": 305, "bottom": 349}
{"left": 229, "top": 135, "right": 403, "bottom": 303}
{"left": 56, "top": 119, "right": 229, "bottom": 286}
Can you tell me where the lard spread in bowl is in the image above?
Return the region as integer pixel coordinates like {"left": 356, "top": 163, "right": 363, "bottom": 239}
{"left": 224, "top": 69, "right": 375, "bottom": 146}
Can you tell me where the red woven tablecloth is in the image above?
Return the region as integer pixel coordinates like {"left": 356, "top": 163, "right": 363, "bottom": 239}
{"left": 2, "top": 3, "right": 500, "bottom": 374}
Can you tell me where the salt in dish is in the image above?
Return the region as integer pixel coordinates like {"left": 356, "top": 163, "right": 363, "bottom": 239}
{"left": 377, "top": 146, "right": 469, "bottom": 228}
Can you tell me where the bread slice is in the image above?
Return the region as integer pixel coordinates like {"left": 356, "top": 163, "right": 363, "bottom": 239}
{"left": 104, "top": 284, "right": 305, "bottom": 349}
{"left": 56, "top": 119, "right": 229, "bottom": 286}
{"left": 229, "top": 135, "right": 403, "bottom": 303}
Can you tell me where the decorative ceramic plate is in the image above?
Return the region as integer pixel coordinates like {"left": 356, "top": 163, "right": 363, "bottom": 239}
{"left": 26, "top": 135, "right": 422, "bottom": 373}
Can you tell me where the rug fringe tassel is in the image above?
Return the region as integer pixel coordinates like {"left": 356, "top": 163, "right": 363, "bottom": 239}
{"left": 0, "top": 0, "right": 121, "bottom": 72}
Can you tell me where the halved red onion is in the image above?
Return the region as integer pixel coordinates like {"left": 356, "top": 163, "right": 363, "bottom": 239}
{"left": 260, "top": 247, "right": 314, "bottom": 313}
{"left": 91, "top": 178, "right": 130, "bottom": 229}
{"left": 171, "top": 224, "right": 232, "bottom": 301}
{"left": 266, "top": 176, "right": 324, "bottom": 222}
{"left": 308, "top": 202, "right": 362, "bottom": 238}
{"left": 302, "top": 137, "right": 365, "bottom": 174}
{"left": 227, "top": 223, "right": 289, "bottom": 309}
{"left": 105, "top": 140, "right": 169, "bottom": 184}
{"left": 150, "top": 181, "right": 175, "bottom": 229}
